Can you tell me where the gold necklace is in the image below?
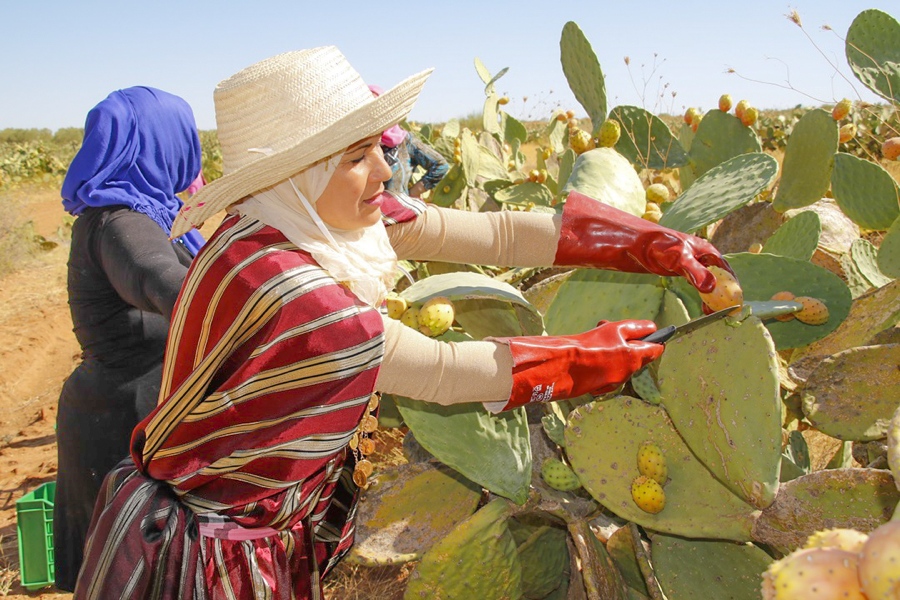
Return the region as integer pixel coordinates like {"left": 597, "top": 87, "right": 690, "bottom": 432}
{"left": 350, "top": 392, "right": 380, "bottom": 488}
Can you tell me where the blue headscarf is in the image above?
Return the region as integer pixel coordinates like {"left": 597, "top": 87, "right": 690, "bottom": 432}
{"left": 61, "top": 86, "right": 205, "bottom": 255}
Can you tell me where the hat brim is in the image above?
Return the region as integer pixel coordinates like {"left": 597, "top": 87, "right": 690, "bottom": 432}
{"left": 171, "top": 68, "right": 433, "bottom": 238}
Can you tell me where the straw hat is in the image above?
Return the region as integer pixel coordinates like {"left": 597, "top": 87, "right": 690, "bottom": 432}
{"left": 171, "top": 46, "right": 432, "bottom": 237}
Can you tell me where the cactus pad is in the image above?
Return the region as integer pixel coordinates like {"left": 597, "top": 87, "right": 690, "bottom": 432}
{"left": 877, "top": 216, "right": 900, "bottom": 278}
{"left": 650, "top": 533, "right": 773, "bottom": 600}
{"left": 658, "top": 153, "right": 778, "bottom": 234}
{"left": 404, "top": 499, "right": 522, "bottom": 599}
{"left": 751, "top": 468, "right": 900, "bottom": 554}
{"left": 565, "top": 397, "right": 757, "bottom": 541}
{"left": 560, "top": 21, "right": 608, "bottom": 132}
{"left": 610, "top": 105, "right": 688, "bottom": 170}
{"left": 831, "top": 152, "right": 900, "bottom": 230}
{"left": 801, "top": 344, "right": 900, "bottom": 441}
{"left": 687, "top": 110, "right": 762, "bottom": 179}
{"left": 762, "top": 210, "right": 822, "bottom": 261}
{"left": 845, "top": 9, "right": 900, "bottom": 103}
{"left": 657, "top": 315, "right": 782, "bottom": 509}
{"left": 772, "top": 109, "right": 838, "bottom": 212}
{"left": 727, "top": 252, "right": 852, "bottom": 349}
{"left": 349, "top": 462, "right": 482, "bottom": 565}
{"left": 515, "top": 524, "right": 570, "bottom": 599}
{"left": 561, "top": 148, "right": 647, "bottom": 217}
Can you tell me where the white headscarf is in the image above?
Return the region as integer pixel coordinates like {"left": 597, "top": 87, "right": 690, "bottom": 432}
{"left": 234, "top": 153, "right": 398, "bottom": 307}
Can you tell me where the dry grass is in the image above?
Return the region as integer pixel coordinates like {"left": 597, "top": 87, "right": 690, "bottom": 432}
{"left": 0, "top": 535, "right": 17, "bottom": 596}
{"left": 324, "top": 563, "right": 412, "bottom": 600}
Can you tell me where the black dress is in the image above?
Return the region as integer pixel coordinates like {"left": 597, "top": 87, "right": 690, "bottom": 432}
{"left": 54, "top": 206, "right": 193, "bottom": 591}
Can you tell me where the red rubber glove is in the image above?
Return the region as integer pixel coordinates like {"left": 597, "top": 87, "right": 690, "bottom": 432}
{"left": 554, "top": 191, "right": 733, "bottom": 294}
{"left": 489, "top": 320, "right": 664, "bottom": 411}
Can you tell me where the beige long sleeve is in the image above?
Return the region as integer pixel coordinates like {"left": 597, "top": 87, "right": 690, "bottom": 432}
{"left": 386, "top": 205, "right": 562, "bottom": 266}
{"left": 376, "top": 315, "right": 514, "bottom": 406}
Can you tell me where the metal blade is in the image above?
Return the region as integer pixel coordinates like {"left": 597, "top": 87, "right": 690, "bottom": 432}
{"left": 641, "top": 306, "right": 740, "bottom": 344}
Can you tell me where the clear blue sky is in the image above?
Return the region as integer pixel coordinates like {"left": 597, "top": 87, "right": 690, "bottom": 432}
{"left": 2, "top": 1, "right": 896, "bottom": 131}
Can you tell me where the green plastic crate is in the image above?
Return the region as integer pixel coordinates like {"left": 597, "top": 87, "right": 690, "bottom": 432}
{"left": 16, "top": 481, "right": 55, "bottom": 590}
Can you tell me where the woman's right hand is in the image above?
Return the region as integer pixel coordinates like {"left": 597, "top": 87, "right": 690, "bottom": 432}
{"left": 488, "top": 320, "right": 664, "bottom": 411}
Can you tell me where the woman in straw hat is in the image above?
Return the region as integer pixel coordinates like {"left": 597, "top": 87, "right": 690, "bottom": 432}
{"left": 74, "top": 47, "right": 732, "bottom": 599}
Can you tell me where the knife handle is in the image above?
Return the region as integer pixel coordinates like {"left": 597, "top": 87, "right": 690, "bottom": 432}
{"left": 641, "top": 325, "right": 677, "bottom": 344}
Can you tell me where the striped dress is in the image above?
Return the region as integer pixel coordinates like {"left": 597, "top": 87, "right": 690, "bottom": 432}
{"left": 75, "top": 194, "right": 425, "bottom": 600}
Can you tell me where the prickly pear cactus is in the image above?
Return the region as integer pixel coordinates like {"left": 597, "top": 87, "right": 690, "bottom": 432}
{"left": 726, "top": 252, "right": 852, "bottom": 349}
{"left": 686, "top": 109, "right": 762, "bottom": 179}
{"left": 772, "top": 109, "right": 838, "bottom": 212}
{"left": 403, "top": 499, "right": 522, "bottom": 599}
{"left": 831, "top": 152, "right": 900, "bottom": 230}
{"left": 650, "top": 533, "right": 773, "bottom": 600}
{"left": 561, "top": 148, "right": 647, "bottom": 217}
{"left": 657, "top": 315, "right": 782, "bottom": 509}
{"left": 431, "top": 164, "right": 467, "bottom": 207}
{"left": 879, "top": 216, "right": 900, "bottom": 278}
{"left": 761, "top": 210, "right": 822, "bottom": 261}
{"left": 800, "top": 344, "right": 900, "bottom": 441}
{"left": 850, "top": 239, "right": 893, "bottom": 289}
{"left": 541, "top": 270, "right": 662, "bottom": 335}
{"left": 751, "top": 468, "right": 900, "bottom": 554}
{"left": 565, "top": 397, "right": 758, "bottom": 541}
{"left": 348, "top": 462, "right": 482, "bottom": 565}
{"left": 658, "top": 153, "right": 778, "bottom": 234}
{"left": 609, "top": 105, "right": 688, "bottom": 170}
{"left": 514, "top": 524, "right": 570, "bottom": 599}
{"left": 605, "top": 526, "right": 650, "bottom": 597}
{"left": 845, "top": 9, "right": 900, "bottom": 103}
{"left": 560, "top": 21, "right": 608, "bottom": 132}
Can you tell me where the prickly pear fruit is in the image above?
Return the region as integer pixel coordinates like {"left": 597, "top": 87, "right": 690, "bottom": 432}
{"left": 741, "top": 106, "right": 759, "bottom": 127}
{"left": 683, "top": 107, "right": 701, "bottom": 126}
{"left": 498, "top": 96, "right": 510, "bottom": 105}
{"left": 698, "top": 265, "right": 743, "bottom": 313}
{"left": 804, "top": 528, "right": 869, "bottom": 553}
{"left": 832, "top": 98, "right": 852, "bottom": 121}
{"left": 839, "top": 123, "right": 857, "bottom": 144}
{"left": 794, "top": 296, "right": 829, "bottom": 325}
{"left": 718, "top": 94, "right": 733, "bottom": 112}
{"left": 883, "top": 137, "right": 900, "bottom": 161}
{"left": 631, "top": 475, "right": 665, "bottom": 514}
{"left": 761, "top": 548, "right": 865, "bottom": 600}
{"left": 541, "top": 458, "right": 582, "bottom": 492}
{"left": 690, "top": 114, "right": 703, "bottom": 133}
{"left": 735, "top": 99, "right": 750, "bottom": 121}
{"left": 400, "top": 306, "right": 420, "bottom": 330}
{"left": 417, "top": 296, "right": 455, "bottom": 337}
{"left": 597, "top": 119, "right": 621, "bottom": 148}
{"left": 770, "top": 291, "right": 797, "bottom": 322}
{"left": 642, "top": 202, "right": 662, "bottom": 223}
{"left": 385, "top": 293, "right": 408, "bottom": 320}
{"left": 645, "top": 183, "right": 670, "bottom": 204}
{"left": 749, "top": 242, "right": 763, "bottom": 254}
{"left": 858, "top": 520, "right": 900, "bottom": 600}
{"left": 568, "top": 127, "right": 595, "bottom": 155}
{"left": 636, "top": 441, "right": 667, "bottom": 485}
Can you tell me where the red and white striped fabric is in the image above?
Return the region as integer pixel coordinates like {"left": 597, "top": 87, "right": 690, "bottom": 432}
{"left": 75, "top": 194, "right": 425, "bottom": 599}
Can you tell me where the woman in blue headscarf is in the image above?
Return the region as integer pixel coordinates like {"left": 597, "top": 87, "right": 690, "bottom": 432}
{"left": 54, "top": 86, "right": 205, "bottom": 591}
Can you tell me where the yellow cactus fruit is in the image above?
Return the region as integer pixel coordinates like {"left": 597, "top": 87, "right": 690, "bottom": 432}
{"left": 883, "top": 137, "right": 900, "bottom": 161}
{"left": 565, "top": 109, "right": 576, "bottom": 120}
{"left": 528, "top": 169, "right": 541, "bottom": 182}
{"left": 794, "top": 296, "right": 829, "bottom": 325}
{"left": 748, "top": 242, "right": 763, "bottom": 254}
{"left": 631, "top": 475, "right": 665, "bottom": 514}
{"left": 698, "top": 265, "right": 744, "bottom": 313}
{"left": 497, "top": 96, "right": 510, "bottom": 105}
{"left": 642, "top": 202, "right": 663, "bottom": 223}
{"left": 839, "top": 123, "right": 857, "bottom": 144}
{"left": 385, "top": 293, "right": 408, "bottom": 320}
{"left": 541, "top": 147, "right": 553, "bottom": 161}
{"left": 832, "top": 98, "right": 852, "bottom": 121}
{"left": 770, "top": 291, "right": 797, "bottom": 322}
{"left": 804, "top": 528, "right": 869, "bottom": 554}
{"left": 636, "top": 441, "right": 667, "bottom": 485}
{"left": 718, "top": 94, "right": 733, "bottom": 112}
{"left": 555, "top": 112, "right": 568, "bottom": 122}
{"left": 761, "top": 548, "right": 866, "bottom": 600}
{"left": 569, "top": 127, "right": 595, "bottom": 155}
{"left": 417, "top": 296, "right": 455, "bottom": 337}
{"left": 690, "top": 114, "right": 703, "bottom": 133}
{"left": 400, "top": 306, "right": 420, "bottom": 330}
{"left": 683, "top": 107, "right": 701, "bottom": 126}
{"left": 645, "top": 183, "right": 670, "bottom": 204}
{"left": 734, "top": 99, "right": 750, "bottom": 121}
{"left": 858, "top": 520, "right": 900, "bottom": 600}
{"left": 597, "top": 119, "right": 621, "bottom": 147}
{"left": 536, "top": 169, "right": 548, "bottom": 184}
{"left": 740, "top": 106, "right": 759, "bottom": 127}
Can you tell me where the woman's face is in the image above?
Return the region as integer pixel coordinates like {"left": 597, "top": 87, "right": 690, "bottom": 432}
{"left": 315, "top": 135, "right": 392, "bottom": 230}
